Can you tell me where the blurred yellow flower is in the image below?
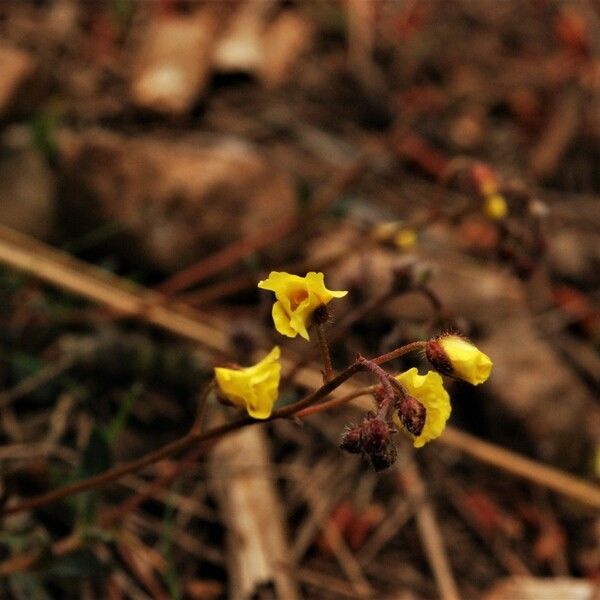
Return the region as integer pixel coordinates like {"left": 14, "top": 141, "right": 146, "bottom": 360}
{"left": 214, "top": 346, "right": 281, "bottom": 419}
{"left": 394, "top": 228, "right": 418, "bottom": 250}
{"left": 258, "top": 271, "right": 347, "bottom": 340}
{"left": 484, "top": 194, "right": 508, "bottom": 220}
{"left": 435, "top": 335, "right": 492, "bottom": 385}
{"left": 394, "top": 367, "right": 451, "bottom": 448}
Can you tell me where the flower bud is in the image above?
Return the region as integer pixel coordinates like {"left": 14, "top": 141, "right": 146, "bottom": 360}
{"left": 370, "top": 443, "right": 398, "bottom": 472}
{"left": 340, "top": 426, "right": 362, "bottom": 454}
{"left": 424, "top": 340, "right": 454, "bottom": 377}
{"left": 360, "top": 416, "right": 390, "bottom": 455}
{"left": 396, "top": 395, "right": 426, "bottom": 437}
{"left": 425, "top": 335, "right": 492, "bottom": 385}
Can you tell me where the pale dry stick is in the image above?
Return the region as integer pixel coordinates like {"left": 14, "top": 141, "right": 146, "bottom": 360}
{"left": 438, "top": 427, "right": 600, "bottom": 509}
{"left": 399, "top": 456, "right": 460, "bottom": 600}
{"left": 209, "top": 420, "right": 300, "bottom": 600}
{"left": 0, "top": 224, "right": 229, "bottom": 353}
{"left": 0, "top": 225, "right": 599, "bottom": 510}
{"left": 116, "top": 535, "right": 168, "bottom": 600}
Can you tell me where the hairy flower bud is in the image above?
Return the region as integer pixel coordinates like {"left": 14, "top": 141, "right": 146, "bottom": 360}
{"left": 426, "top": 334, "right": 492, "bottom": 385}
{"left": 340, "top": 426, "right": 362, "bottom": 454}
{"left": 370, "top": 443, "right": 398, "bottom": 472}
{"left": 424, "top": 340, "right": 454, "bottom": 377}
{"left": 396, "top": 394, "right": 426, "bottom": 437}
{"left": 360, "top": 416, "right": 390, "bottom": 455}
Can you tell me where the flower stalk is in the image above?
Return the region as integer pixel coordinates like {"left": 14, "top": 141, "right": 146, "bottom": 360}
{"left": 314, "top": 321, "right": 334, "bottom": 383}
{"left": 0, "top": 342, "right": 424, "bottom": 518}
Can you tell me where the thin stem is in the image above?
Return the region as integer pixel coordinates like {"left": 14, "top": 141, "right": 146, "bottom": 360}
{"left": 315, "top": 322, "right": 334, "bottom": 383}
{"left": 372, "top": 341, "right": 426, "bottom": 365}
{"left": 282, "top": 287, "right": 397, "bottom": 387}
{"left": 1, "top": 342, "right": 424, "bottom": 518}
{"left": 1, "top": 355, "right": 368, "bottom": 517}
{"left": 355, "top": 356, "right": 396, "bottom": 412}
{"left": 294, "top": 386, "right": 375, "bottom": 419}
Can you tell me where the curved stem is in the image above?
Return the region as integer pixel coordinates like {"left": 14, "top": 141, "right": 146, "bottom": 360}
{"left": 314, "top": 322, "right": 334, "bottom": 383}
{"left": 372, "top": 340, "right": 426, "bottom": 365}
{"left": 2, "top": 342, "right": 424, "bottom": 518}
{"left": 294, "top": 386, "right": 375, "bottom": 419}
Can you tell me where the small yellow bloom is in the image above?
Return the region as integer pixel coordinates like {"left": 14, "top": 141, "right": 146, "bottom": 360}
{"left": 372, "top": 221, "right": 401, "bottom": 242}
{"left": 257, "top": 272, "right": 347, "bottom": 340}
{"left": 437, "top": 335, "right": 492, "bottom": 385}
{"left": 484, "top": 194, "right": 508, "bottom": 220}
{"left": 214, "top": 347, "right": 281, "bottom": 419}
{"left": 394, "top": 367, "right": 451, "bottom": 448}
{"left": 394, "top": 228, "right": 418, "bottom": 250}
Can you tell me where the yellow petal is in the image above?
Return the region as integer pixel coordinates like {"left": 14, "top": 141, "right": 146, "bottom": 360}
{"left": 394, "top": 367, "right": 451, "bottom": 447}
{"left": 484, "top": 194, "right": 508, "bottom": 220}
{"left": 272, "top": 301, "right": 297, "bottom": 338}
{"left": 214, "top": 347, "right": 281, "bottom": 419}
{"left": 394, "top": 229, "right": 417, "bottom": 250}
{"left": 258, "top": 271, "right": 347, "bottom": 340}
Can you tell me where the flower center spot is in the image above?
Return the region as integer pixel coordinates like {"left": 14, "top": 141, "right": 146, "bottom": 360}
{"left": 290, "top": 289, "right": 309, "bottom": 310}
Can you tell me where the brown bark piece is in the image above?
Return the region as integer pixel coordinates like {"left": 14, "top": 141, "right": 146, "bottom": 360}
{"left": 530, "top": 87, "right": 582, "bottom": 182}
{"left": 130, "top": 10, "right": 220, "bottom": 116}
{"left": 0, "top": 44, "right": 37, "bottom": 117}
{"left": 210, "top": 423, "right": 299, "bottom": 600}
{"left": 260, "top": 12, "right": 313, "bottom": 89}
{"left": 213, "top": 1, "right": 273, "bottom": 74}
{"left": 58, "top": 129, "right": 296, "bottom": 271}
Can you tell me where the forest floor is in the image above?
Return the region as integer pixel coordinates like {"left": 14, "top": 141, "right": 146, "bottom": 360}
{"left": 0, "top": 1, "right": 599, "bottom": 599}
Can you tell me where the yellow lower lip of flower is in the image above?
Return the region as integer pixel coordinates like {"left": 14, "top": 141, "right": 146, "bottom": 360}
{"left": 214, "top": 346, "right": 281, "bottom": 419}
{"left": 394, "top": 368, "right": 451, "bottom": 448}
{"left": 394, "top": 229, "right": 417, "bottom": 250}
{"left": 258, "top": 271, "right": 347, "bottom": 340}
{"left": 484, "top": 194, "right": 508, "bottom": 220}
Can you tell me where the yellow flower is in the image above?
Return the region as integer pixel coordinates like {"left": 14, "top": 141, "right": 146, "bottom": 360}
{"left": 394, "top": 367, "right": 451, "bottom": 448}
{"left": 257, "top": 272, "right": 347, "bottom": 340}
{"left": 484, "top": 194, "right": 508, "bottom": 220}
{"left": 394, "top": 228, "right": 418, "bottom": 250}
{"left": 428, "top": 335, "right": 493, "bottom": 385}
{"left": 214, "top": 347, "right": 281, "bottom": 419}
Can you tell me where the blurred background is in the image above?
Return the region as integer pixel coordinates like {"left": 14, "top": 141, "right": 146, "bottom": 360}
{"left": 0, "top": 1, "right": 599, "bottom": 599}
